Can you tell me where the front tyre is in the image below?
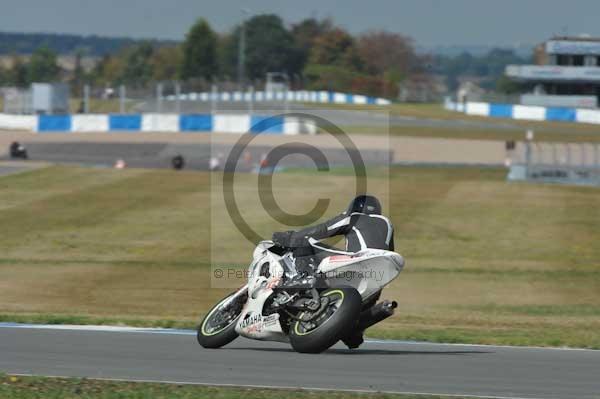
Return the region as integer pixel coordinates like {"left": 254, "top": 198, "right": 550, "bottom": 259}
{"left": 197, "top": 291, "right": 245, "bottom": 349}
{"left": 289, "top": 287, "right": 362, "bottom": 353}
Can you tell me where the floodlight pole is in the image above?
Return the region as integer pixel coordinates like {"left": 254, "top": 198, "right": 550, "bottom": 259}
{"left": 211, "top": 84, "right": 218, "bottom": 115}
{"left": 119, "top": 85, "right": 126, "bottom": 114}
{"left": 83, "top": 84, "right": 90, "bottom": 114}
{"left": 156, "top": 82, "right": 163, "bottom": 113}
{"left": 175, "top": 81, "right": 181, "bottom": 114}
{"left": 248, "top": 85, "right": 254, "bottom": 115}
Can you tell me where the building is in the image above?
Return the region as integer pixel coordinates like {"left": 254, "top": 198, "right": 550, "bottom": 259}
{"left": 505, "top": 36, "right": 600, "bottom": 108}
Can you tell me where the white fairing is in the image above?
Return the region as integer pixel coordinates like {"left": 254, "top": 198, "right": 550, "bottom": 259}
{"left": 235, "top": 241, "right": 404, "bottom": 342}
{"left": 318, "top": 250, "right": 404, "bottom": 300}
{"left": 236, "top": 241, "right": 289, "bottom": 342}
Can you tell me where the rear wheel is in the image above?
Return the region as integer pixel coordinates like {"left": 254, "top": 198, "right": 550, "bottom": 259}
{"left": 197, "top": 291, "right": 245, "bottom": 349}
{"left": 289, "top": 287, "right": 362, "bottom": 353}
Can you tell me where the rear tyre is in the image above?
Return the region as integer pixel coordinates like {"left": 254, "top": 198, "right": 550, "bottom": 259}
{"left": 197, "top": 291, "right": 245, "bottom": 349}
{"left": 289, "top": 286, "right": 362, "bottom": 353}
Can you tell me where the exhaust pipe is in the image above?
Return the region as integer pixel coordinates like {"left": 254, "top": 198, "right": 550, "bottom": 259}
{"left": 357, "top": 300, "right": 397, "bottom": 331}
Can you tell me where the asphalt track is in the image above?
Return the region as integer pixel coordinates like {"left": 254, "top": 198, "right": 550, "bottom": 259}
{"left": 1, "top": 324, "right": 599, "bottom": 398}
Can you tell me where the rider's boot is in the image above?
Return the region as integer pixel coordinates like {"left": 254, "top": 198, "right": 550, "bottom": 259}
{"left": 342, "top": 331, "right": 364, "bottom": 349}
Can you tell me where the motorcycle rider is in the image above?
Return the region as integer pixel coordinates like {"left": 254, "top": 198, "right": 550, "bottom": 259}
{"left": 272, "top": 194, "right": 394, "bottom": 265}
{"left": 272, "top": 194, "right": 395, "bottom": 349}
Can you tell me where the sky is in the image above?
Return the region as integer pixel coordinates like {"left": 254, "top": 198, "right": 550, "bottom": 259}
{"left": 1, "top": 0, "right": 600, "bottom": 47}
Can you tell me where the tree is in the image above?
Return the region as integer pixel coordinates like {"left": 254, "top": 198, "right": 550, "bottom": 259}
{"left": 291, "top": 17, "right": 333, "bottom": 66}
{"left": 120, "top": 42, "right": 155, "bottom": 87}
{"left": 228, "top": 14, "right": 302, "bottom": 81}
{"left": 9, "top": 56, "right": 28, "bottom": 87}
{"left": 216, "top": 33, "right": 236, "bottom": 79}
{"left": 303, "top": 64, "right": 359, "bottom": 91}
{"left": 89, "top": 54, "right": 125, "bottom": 86}
{"left": 496, "top": 75, "right": 522, "bottom": 94}
{"left": 150, "top": 45, "right": 182, "bottom": 81}
{"left": 308, "top": 28, "right": 362, "bottom": 71}
{"left": 27, "top": 47, "right": 60, "bottom": 83}
{"left": 181, "top": 18, "right": 217, "bottom": 80}
{"left": 357, "top": 31, "right": 419, "bottom": 79}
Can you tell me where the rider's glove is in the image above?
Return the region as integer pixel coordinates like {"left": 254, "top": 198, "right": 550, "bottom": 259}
{"left": 272, "top": 231, "right": 294, "bottom": 248}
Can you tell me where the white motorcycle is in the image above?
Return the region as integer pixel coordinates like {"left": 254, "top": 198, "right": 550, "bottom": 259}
{"left": 197, "top": 239, "right": 405, "bottom": 353}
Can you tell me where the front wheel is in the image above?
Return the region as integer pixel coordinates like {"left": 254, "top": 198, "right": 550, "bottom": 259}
{"left": 289, "top": 287, "right": 362, "bottom": 353}
{"left": 197, "top": 291, "right": 245, "bottom": 349}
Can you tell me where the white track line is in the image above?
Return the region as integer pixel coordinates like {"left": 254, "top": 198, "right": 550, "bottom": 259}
{"left": 1, "top": 322, "right": 598, "bottom": 352}
{"left": 8, "top": 373, "right": 541, "bottom": 399}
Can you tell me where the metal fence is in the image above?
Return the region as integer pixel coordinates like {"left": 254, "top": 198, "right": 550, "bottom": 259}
{"left": 2, "top": 87, "right": 33, "bottom": 114}
{"left": 508, "top": 141, "right": 600, "bottom": 186}
{"left": 2, "top": 80, "right": 295, "bottom": 115}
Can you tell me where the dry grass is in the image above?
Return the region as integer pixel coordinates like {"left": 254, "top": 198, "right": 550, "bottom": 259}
{"left": 1, "top": 165, "right": 599, "bottom": 347}
{"left": 68, "top": 98, "right": 139, "bottom": 114}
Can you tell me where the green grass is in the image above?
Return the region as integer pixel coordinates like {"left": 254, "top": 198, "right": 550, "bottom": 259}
{"left": 0, "top": 374, "right": 463, "bottom": 399}
{"left": 1, "top": 165, "right": 600, "bottom": 348}
{"left": 311, "top": 102, "right": 600, "bottom": 142}
{"left": 340, "top": 124, "right": 600, "bottom": 143}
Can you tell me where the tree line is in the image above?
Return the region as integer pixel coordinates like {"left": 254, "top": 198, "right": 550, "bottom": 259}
{"left": 0, "top": 31, "right": 172, "bottom": 56}
{"left": 0, "top": 15, "right": 427, "bottom": 98}
{"left": 0, "top": 15, "right": 531, "bottom": 97}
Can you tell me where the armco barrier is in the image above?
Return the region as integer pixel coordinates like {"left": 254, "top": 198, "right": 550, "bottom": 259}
{"left": 444, "top": 99, "right": 600, "bottom": 125}
{"left": 0, "top": 113, "right": 316, "bottom": 135}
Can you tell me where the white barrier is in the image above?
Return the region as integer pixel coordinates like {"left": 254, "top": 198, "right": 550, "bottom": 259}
{"left": 141, "top": 113, "right": 179, "bottom": 132}
{"left": 512, "top": 105, "right": 546, "bottom": 121}
{"left": 71, "top": 115, "right": 109, "bottom": 132}
{"left": 333, "top": 93, "right": 347, "bottom": 104}
{"left": 353, "top": 95, "right": 367, "bottom": 105}
{"left": 12, "top": 113, "right": 315, "bottom": 135}
{"left": 447, "top": 99, "right": 600, "bottom": 125}
{"left": 0, "top": 113, "right": 37, "bottom": 131}
{"left": 576, "top": 109, "right": 600, "bottom": 124}
{"left": 283, "top": 117, "right": 318, "bottom": 135}
{"left": 213, "top": 114, "right": 251, "bottom": 133}
{"left": 465, "top": 102, "right": 490, "bottom": 116}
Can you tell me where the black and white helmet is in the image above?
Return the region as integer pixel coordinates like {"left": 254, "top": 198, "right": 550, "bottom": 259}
{"left": 347, "top": 195, "right": 381, "bottom": 215}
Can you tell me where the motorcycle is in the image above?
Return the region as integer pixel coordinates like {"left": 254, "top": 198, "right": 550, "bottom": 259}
{"left": 197, "top": 238, "right": 405, "bottom": 353}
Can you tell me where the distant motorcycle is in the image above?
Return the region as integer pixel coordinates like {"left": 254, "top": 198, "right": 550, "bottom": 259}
{"left": 197, "top": 239, "right": 404, "bottom": 353}
{"left": 9, "top": 142, "right": 28, "bottom": 160}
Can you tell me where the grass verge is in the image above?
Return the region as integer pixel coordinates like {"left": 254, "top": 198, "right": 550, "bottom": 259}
{"left": 0, "top": 374, "right": 467, "bottom": 399}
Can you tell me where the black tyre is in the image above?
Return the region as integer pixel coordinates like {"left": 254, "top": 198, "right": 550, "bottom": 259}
{"left": 289, "top": 286, "right": 362, "bottom": 353}
{"left": 197, "top": 291, "right": 245, "bottom": 349}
